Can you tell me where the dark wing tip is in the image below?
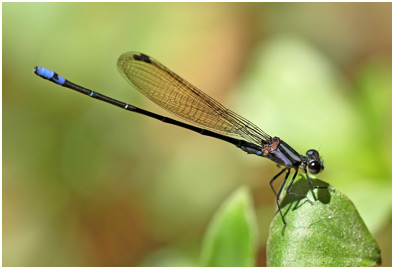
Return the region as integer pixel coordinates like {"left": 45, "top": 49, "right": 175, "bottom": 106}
{"left": 133, "top": 53, "right": 152, "bottom": 64}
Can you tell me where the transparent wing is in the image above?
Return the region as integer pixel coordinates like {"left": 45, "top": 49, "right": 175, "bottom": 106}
{"left": 117, "top": 52, "right": 271, "bottom": 146}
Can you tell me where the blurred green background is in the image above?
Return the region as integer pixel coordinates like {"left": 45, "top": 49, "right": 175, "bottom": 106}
{"left": 3, "top": 2, "right": 391, "bottom": 266}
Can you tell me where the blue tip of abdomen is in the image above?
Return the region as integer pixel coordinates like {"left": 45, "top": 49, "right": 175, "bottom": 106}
{"left": 34, "top": 66, "right": 54, "bottom": 79}
{"left": 34, "top": 66, "right": 65, "bottom": 85}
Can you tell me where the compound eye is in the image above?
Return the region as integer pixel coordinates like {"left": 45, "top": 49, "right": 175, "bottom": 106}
{"left": 306, "top": 149, "right": 319, "bottom": 158}
{"left": 308, "top": 160, "right": 321, "bottom": 174}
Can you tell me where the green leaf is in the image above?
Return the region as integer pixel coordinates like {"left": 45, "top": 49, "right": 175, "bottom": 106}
{"left": 200, "top": 186, "right": 258, "bottom": 267}
{"left": 266, "top": 176, "right": 381, "bottom": 267}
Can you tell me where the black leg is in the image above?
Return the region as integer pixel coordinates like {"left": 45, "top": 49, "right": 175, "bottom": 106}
{"left": 303, "top": 168, "right": 327, "bottom": 190}
{"left": 303, "top": 168, "right": 315, "bottom": 189}
{"left": 285, "top": 167, "right": 304, "bottom": 197}
{"left": 275, "top": 168, "right": 291, "bottom": 228}
{"left": 269, "top": 168, "right": 288, "bottom": 197}
{"left": 286, "top": 168, "right": 315, "bottom": 205}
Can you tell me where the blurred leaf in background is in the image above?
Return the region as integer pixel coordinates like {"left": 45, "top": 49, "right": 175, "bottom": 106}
{"left": 3, "top": 2, "right": 391, "bottom": 266}
{"left": 200, "top": 186, "right": 258, "bottom": 267}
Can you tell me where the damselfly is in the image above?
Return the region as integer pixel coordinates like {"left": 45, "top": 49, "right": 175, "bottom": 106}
{"left": 34, "top": 52, "right": 324, "bottom": 228}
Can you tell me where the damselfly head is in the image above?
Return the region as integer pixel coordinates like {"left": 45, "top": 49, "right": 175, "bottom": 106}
{"left": 306, "top": 149, "right": 324, "bottom": 174}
